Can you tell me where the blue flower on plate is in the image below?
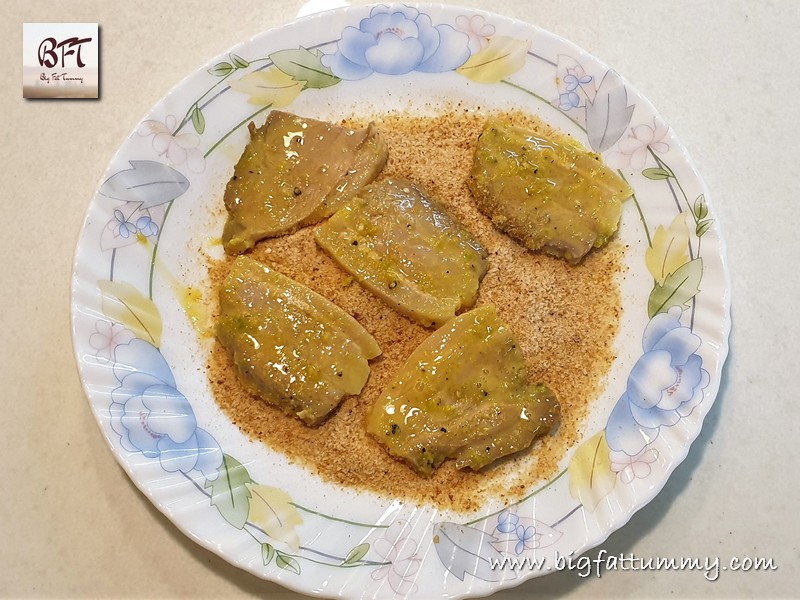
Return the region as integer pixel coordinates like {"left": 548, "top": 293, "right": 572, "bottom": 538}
{"left": 109, "top": 338, "right": 223, "bottom": 478}
{"left": 606, "top": 307, "right": 710, "bottom": 456}
{"left": 558, "top": 73, "right": 592, "bottom": 110}
{"left": 496, "top": 510, "right": 519, "bottom": 534}
{"left": 135, "top": 215, "right": 159, "bottom": 237}
{"left": 564, "top": 72, "right": 592, "bottom": 92}
{"left": 321, "top": 5, "right": 471, "bottom": 80}
{"left": 113, "top": 209, "right": 137, "bottom": 239}
{"left": 558, "top": 91, "right": 581, "bottom": 110}
{"left": 514, "top": 525, "right": 536, "bottom": 555}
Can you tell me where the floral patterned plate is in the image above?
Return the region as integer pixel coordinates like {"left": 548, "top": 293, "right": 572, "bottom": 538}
{"left": 71, "top": 4, "right": 731, "bottom": 598}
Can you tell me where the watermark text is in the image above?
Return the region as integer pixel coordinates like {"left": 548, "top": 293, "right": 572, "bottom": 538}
{"left": 488, "top": 551, "right": 778, "bottom": 581}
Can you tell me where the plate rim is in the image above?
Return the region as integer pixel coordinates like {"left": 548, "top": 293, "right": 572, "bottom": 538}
{"left": 70, "top": 3, "right": 732, "bottom": 597}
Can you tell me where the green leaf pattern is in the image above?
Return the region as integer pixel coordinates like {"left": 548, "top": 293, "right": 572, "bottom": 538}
{"left": 275, "top": 551, "right": 302, "bottom": 574}
{"left": 269, "top": 47, "right": 341, "bottom": 89}
{"left": 191, "top": 105, "right": 205, "bottom": 134}
{"left": 208, "top": 61, "right": 234, "bottom": 77}
{"left": 648, "top": 258, "right": 704, "bottom": 317}
{"left": 342, "top": 542, "right": 371, "bottom": 566}
{"left": 205, "top": 454, "right": 253, "bottom": 529}
{"left": 231, "top": 53, "right": 250, "bottom": 69}
{"left": 261, "top": 542, "right": 275, "bottom": 566}
{"left": 642, "top": 167, "right": 671, "bottom": 180}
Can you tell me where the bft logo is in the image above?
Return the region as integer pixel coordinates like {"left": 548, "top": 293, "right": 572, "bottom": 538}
{"left": 23, "top": 23, "right": 99, "bottom": 99}
{"left": 38, "top": 36, "right": 93, "bottom": 69}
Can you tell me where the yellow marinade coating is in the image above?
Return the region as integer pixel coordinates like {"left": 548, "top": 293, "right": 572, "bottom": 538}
{"left": 468, "top": 118, "right": 633, "bottom": 263}
{"left": 367, "top": 305, "right": 559, "bottom": 475}
{"left": 314, "top": 178, "right": 489, "bottom": 328}
{"left": 216, "top": 256, "right": 381, "bottom": 425}
{"left": 222, "top": 110, "right": 388, "bottom": 254}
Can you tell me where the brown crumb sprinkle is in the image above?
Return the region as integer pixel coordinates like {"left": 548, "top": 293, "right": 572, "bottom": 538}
{"left": 206, "top": 107, "right": 624, "bottom": 513}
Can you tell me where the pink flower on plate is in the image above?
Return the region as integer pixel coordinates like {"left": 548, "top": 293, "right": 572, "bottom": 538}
{"left": 605, "top": 117, "right": 670, "bottom": 170}
{"left": 455, "top": 14, "right": 496, "bottom": 53}
{"left": 610, "top": 447, "right": 660, "bottom": 484}
{"left": 89, "top": 320, "right": 135, "bottom": 363}
{"left": 137, "top": 114, "right": 205, "bottom": 173}
{"left": 370, "top": 521, "right": 422, "bottom": 596}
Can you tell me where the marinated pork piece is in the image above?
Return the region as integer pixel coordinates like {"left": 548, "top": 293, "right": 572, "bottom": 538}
{"left": 217, "top": 256, "right": 381, "bottom": 425}
{"left": 222, "top": 111, "right": 388, "bottom": 254}
{"left": 468, "top": 118, "right": 633, "bottom": 263}
{"left": 367, "top": 305, "right": 559, "bottom": 475}
{"left": 314, "top": 179, "right": 488, "bottom": 328}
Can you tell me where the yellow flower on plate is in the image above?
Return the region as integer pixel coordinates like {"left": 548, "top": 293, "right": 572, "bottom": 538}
{"left": 229, "top": 66, "right": 304, "bottom": 106}
{"left": 645, "top": 212, "right": 691, "bottom": 285}
{"left": 456, "top": 36, "right": 531, "bottom": 83}
{"left": 246, "top": 483, "right": 304, "bottom": 551}
{"left": 567, "top": 430, "right": 617, "bottom": 512}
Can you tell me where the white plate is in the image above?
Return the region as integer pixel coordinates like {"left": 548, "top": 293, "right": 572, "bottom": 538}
{"left": 71, "top": 4, "right": 731, "bottom": 598}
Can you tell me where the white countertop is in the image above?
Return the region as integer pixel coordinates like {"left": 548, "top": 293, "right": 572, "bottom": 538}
{"left": 2, "top": 0, "right": 797, "bottom": 597}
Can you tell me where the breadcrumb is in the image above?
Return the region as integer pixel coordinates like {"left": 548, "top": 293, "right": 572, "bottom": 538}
{"left": 206, "top": 106, "right": 624, "bottom": 513}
